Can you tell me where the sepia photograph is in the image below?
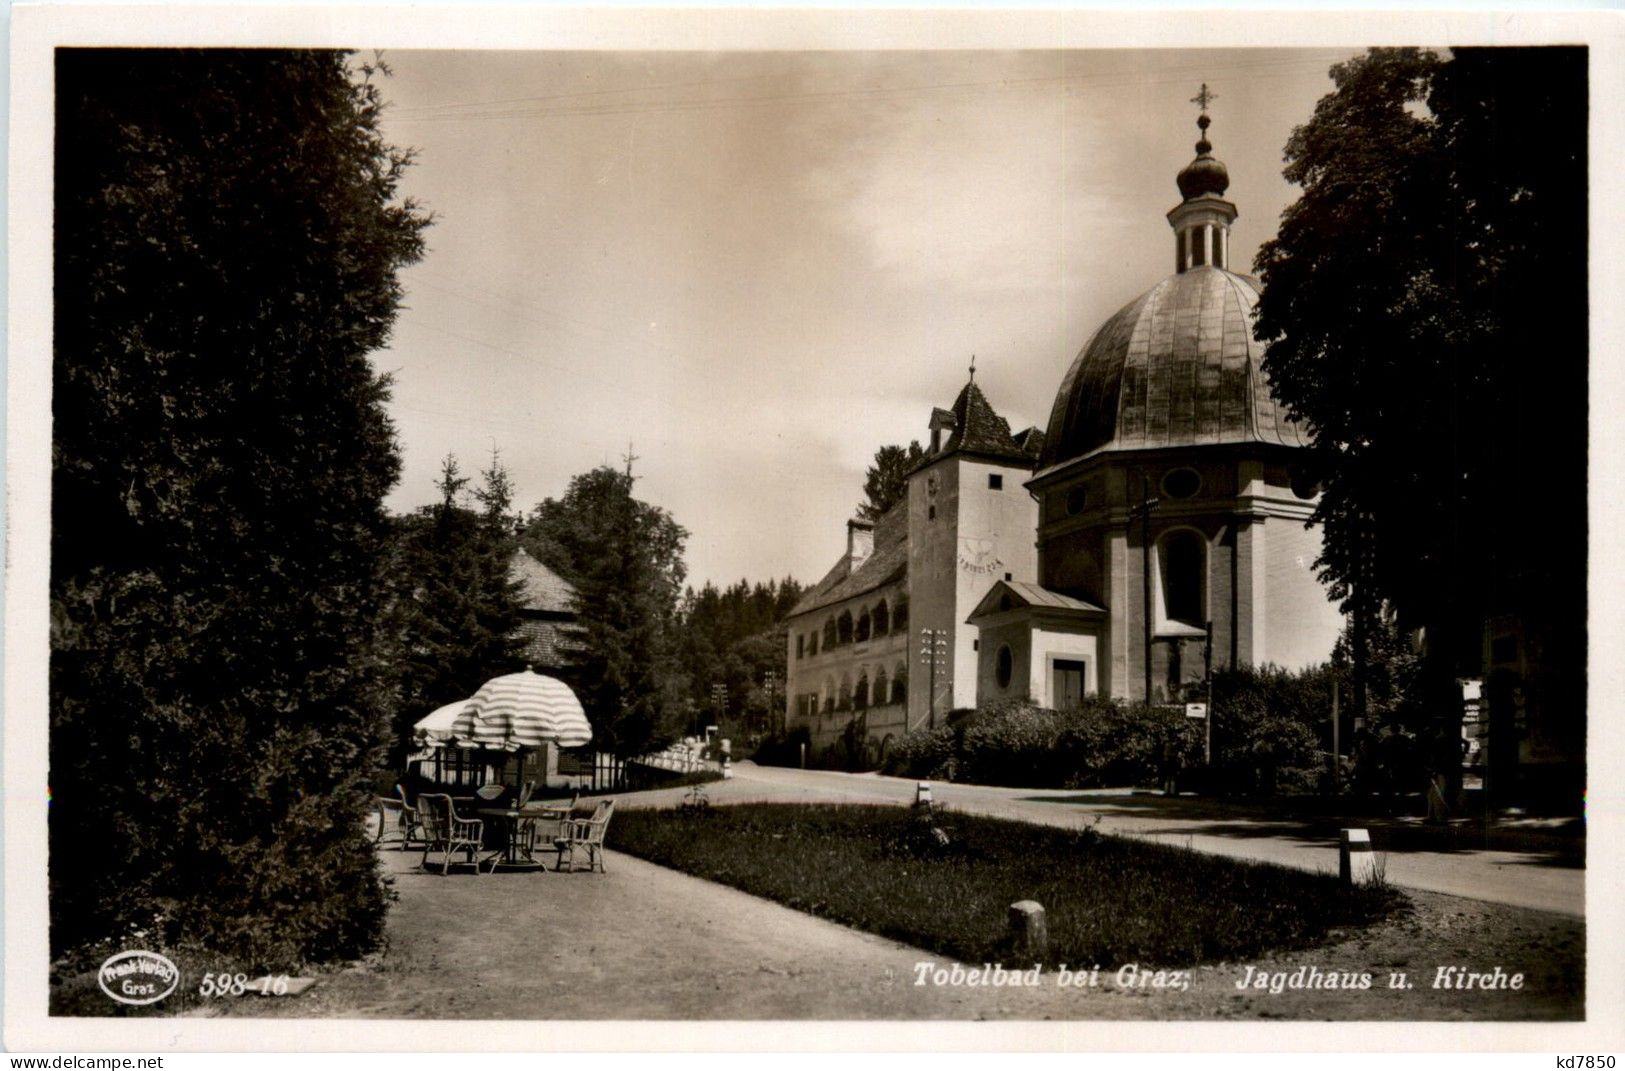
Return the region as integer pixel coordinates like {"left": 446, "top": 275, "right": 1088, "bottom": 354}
{"left": 5, "top": 4, "right": 1621, "bottom": 1056}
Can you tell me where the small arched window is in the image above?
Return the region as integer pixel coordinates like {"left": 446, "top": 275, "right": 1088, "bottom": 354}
{"left": 995, "top": 645, "right": 1014, "bottom": 690}
{"left": 838, "top": 675, "right": 852, "bottom": 711}
{"left": 808, "top": 631, "right": 818, "bottom": 657}
{"left": 872, "top": 668, "right": 889, "bottom": 706}
{"left": 892, "top": 598, "right": 910, "bottom": 631}
{"left": 1160, "top": 528, "right": 1206, "bottom": 627}
{"left": 855, "top": 673, "right": 870, "bottom": 709}
{"left": 822, "top": 618, "right": 837, "bottom": 650}
{"left": 856, "top": 610, "right": 871, "bottom": 643}
{"left": 837, "top": 611, "right": 854, "bottom": 645}
{"left": 873, "top": 600, "right": 890, "bottom": 636}
{"left": 823, "top": 676, "right": 836, "bottom": 714}
{"left": 891, "top": 663, "right": 908, "bottom": 705}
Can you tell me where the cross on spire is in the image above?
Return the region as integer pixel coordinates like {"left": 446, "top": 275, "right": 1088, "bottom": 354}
{"left": 622, "top": 441, "right": 639, "bottom": 479}
{"left": 1191, "top": 83, "right": 1217, "bottom": 113}
{"left": 968, "top": 354, "right": 976, "bottom": 383}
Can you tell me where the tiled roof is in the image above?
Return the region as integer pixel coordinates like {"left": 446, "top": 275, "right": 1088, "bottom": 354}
{"left": 967, "top": 579, "right": 1106, "bottom": 621}
{"left": 943, "top": 381, "right": 1033, "bottom": 464}
{"left": 510, "top": 547, "right": 577, "bottom": 614}
{"left": 1040, "top": 267, "right": 1309, "bottom": 469}
{"left": 517, "top": 618, "right": 584, "bottom": 670}
{"left": 1012, "top": 426, "right": 1046, "bottom": 460}
{"left": 788, "top": 502, "right": 908, "bottom": 618}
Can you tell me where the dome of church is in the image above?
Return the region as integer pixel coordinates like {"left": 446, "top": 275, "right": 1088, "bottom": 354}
{"left": 1039, "top": 266, "right": 1309, "bottom": 468}
{"left": 1041, "top": 93, "right": 1307, "bottom": 470}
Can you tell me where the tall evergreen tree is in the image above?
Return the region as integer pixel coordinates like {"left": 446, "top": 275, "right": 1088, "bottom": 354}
{"left": 858, "top": 441, "right": 926, "bottom": 520}
{"left": 673, "top": 576, "right": 804, "bottom": 729}
{"left": 523, "top": 466, "right": 689, "bottom": 756}
{"left": 381, "top": 454, "right": 527, "bottom": 768}
{"left": 50, "top": 49, "right": 429, "bottom": 966}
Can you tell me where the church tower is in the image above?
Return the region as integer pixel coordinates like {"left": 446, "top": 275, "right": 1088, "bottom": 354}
{"left": 904, "top": 366, "right": 1042, "bottom": 729}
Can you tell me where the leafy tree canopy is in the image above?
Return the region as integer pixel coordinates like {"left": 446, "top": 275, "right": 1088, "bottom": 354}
{"left": 51, "top": 49, "right": 429, "bottom": 966}
{"left": 1254, "top": 47, "right": 1586, "bottom": 692}
{"left": 858, "top": 441, "right": 926, "bottom": 520}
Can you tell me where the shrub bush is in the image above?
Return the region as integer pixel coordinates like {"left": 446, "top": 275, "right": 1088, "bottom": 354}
{"left": 1208, "top": 664, "right": 1334, "bottom": 795}
{"left": 880, "top": 663, "right": 1342, "bottom": 794}
{"left": 881, "top": 697, "right": 1198, "bottom": 789}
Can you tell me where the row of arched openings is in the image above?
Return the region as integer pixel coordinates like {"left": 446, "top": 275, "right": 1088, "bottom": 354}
{"left": 798, "top": 596, "right": 909, "bottom": 659}
{"left": 820, "top": 662, "right": 908, "bottom": 714}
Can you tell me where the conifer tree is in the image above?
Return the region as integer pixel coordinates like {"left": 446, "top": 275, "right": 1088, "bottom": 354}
{"left": 523, "top": 466, "right": 689, "bottom": 756}
{"left": 50, "top": 49, "right": 429, "bottom": 966}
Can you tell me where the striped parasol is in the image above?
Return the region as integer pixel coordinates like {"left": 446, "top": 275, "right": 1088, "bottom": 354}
{"left": 450, "top": 669, "right": 592, "bottom": 752}
{"left": 413, "top": 698, "right": 472, "bottom": 748}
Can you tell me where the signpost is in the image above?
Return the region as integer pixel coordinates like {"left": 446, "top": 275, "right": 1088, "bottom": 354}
{"left": 763, "top": 670, "right": 779, "bottom": 735}
{"left": 919, "top": 628, "right": 949, "bottom": 730}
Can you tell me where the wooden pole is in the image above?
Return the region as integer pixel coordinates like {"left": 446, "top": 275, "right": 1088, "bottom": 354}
{"left": 1331, "top": 678, "right": 1341, "bottom": 792}
{"left": 1204, "top": 619, "right": 1214, "bottom": 766}
{"left": 1142, "top": 475, "right": 1154, "bottom": 703}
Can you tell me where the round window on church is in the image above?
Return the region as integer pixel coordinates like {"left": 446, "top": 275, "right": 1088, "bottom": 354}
{"left": 995, "top": 645, "right": 1014, "bottom": 690}
{"left": 1289, "top": 465, "right": 1322, "bottom": 500}
{"left": 1065, "top": 486, "right": 1088, "bottom": 515}
{"left": 1162, "top": 467, "right": 1202, "bottom": 499}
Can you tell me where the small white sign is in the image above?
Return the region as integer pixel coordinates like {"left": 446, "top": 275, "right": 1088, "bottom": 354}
{"left": 1184, "top": 702, "right": 1207, "bottom": 719}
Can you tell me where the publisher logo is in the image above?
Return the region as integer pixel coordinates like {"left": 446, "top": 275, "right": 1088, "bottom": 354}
{"left": 97, "top": 949, "right": 180, "bottom": 1006}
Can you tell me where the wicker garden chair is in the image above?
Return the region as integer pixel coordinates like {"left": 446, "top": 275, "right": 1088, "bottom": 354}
{"left": 553, "top": 798, "right": 615, "bottom": 873}
{"left": 418, "top": 793, "right": 497, "bottom": 875}
{"left": 517, "top": 791, "right": 577, "bottom": 863}
{"left": 374, "top": 784, "right": 422, "bottom": 850}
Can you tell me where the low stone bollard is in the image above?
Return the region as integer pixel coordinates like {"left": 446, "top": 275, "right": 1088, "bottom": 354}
{"left": 1339, "top": 828, "right": 1379, "bottom": 886}
{"left": 915, "top": 781, "right": 933, "bottom": 807}
{"left": 1008, "top": 900, "right": 1048, "bottom": 958}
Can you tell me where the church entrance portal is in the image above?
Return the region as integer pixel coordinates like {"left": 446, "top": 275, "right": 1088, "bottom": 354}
{"left": 1053, "top": 659, "right": 1088, "bottom": 710}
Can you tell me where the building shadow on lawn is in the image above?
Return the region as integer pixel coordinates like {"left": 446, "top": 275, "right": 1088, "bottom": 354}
{"left": 1085, "top": 817, "right": 1583, "bottom": 868}
{"left": 1019, "top": 793, "right": 1584, "bottom": 866}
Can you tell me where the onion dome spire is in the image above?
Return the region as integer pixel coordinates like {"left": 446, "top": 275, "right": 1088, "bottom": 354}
{"left": 1176, "top": 83, "right": 1230, "bottom": 200}
{"left": 1167, "top": 84, "right": 1237, "bottom": 273}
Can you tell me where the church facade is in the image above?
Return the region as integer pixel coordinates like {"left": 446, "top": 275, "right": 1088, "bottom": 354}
{"left": 970, "top": 105, "right": 1341, "bottom": 706}
{"left": 785, "top": 103, "right": 1343, "bottom": 762}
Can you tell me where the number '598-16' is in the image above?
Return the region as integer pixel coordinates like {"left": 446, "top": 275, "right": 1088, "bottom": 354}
{"left": 199, "top": 971, "right": 288, "bottom": 997}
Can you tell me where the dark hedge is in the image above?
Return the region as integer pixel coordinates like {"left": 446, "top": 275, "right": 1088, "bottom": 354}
{"left": 50, "top": 49, "right": 429, "bottom": 971}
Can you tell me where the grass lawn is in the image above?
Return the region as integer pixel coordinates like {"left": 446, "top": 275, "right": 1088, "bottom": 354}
{"left": 607, "top": 803, "right": 1406, "bottom": 969}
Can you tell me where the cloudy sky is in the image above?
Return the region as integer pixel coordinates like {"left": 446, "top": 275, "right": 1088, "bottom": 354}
{"left": 373, "top": 47, "right": 1357, "bottom": 589}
